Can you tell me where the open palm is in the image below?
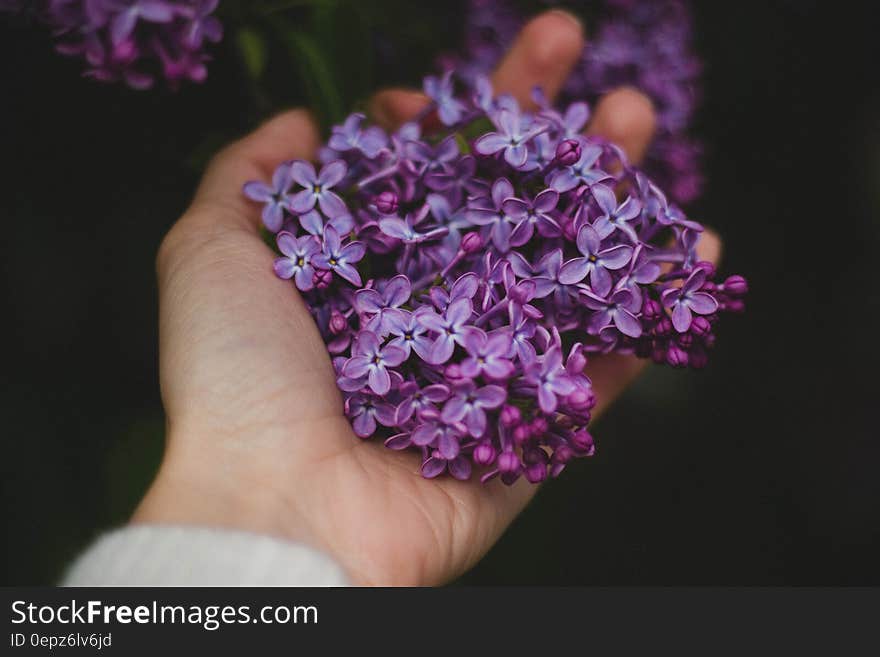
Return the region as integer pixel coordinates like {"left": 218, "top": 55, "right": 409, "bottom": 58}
{"left": 134, "top": 11, "right": 719, "bottom": 585}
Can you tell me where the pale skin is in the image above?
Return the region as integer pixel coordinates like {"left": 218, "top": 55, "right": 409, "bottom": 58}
{"left": 133, "top": 10, "right": 721, "bottom": 586}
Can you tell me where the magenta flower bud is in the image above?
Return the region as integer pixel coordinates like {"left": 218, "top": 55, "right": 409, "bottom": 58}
{"left": 373, "top": 190, "right": 398, "bottom": 215}
{"left": 444, "top": 363, "right": 466, "bottom": 382}
{"left": 328, "top": 309, "right": 347, "bottom": 335}
{"left": 691, "top": 316, "right": 711, "bottom": 337}
{"left": 524, "top": 462, "right": 548, "bottom": 484}
{"left": 513, "top": 424, "right": 531, "bottom": 446}
{"left": 567, "top": 388, "right": 595, "bottom": 412}
{"left": 562, "top": 216, "right": 578, "bottom": 242}
{"left": 694, "top": 260, "right": 716, "bottom": 280}
{"left": 570, "top": 429, "right": 594, "bottom": 454}
{"left": 653, "top": 316, "right": 673, "bottom": 336}
{"left": 677, "top": 332, "right": 694, "bottom": 349}
{"left": 552, "top": 445, "right": 574, "bottom": 465}
{"left": 313, "top": 269, "right": 332, "bottom": 289}
{"left": 555, "top": 138, "right": 581, "bottom": 166}
{"left": 651, "top": 345, "right": 667, "bottom": 364}
{"left": 725, "top": 299, "right": 746, "bottom": 313}
{"left": 666, "top": 345, "right": 689, "bottom": 368}
{"left": 689, "top": 347, "right": 708, "bottom": 369}
{"left": 473, "top": 442, "right": 497, "bottom": 466}
{"left": 643, "top": 299, "right": 663, "bottom": 322}
{"left": 722, "top": 274, "right": 749, "bottom": 297}
{"left": 500, "top": 404, "right": 522, "bottom": 427}
{"left": 460, "top": 231, "right": 484, "bottom": 253}
{"left": 497, "top": 451, "right": 520, "bottom": 474}
{"left": 530, "top": 416, "right": 548, "bottom": 436}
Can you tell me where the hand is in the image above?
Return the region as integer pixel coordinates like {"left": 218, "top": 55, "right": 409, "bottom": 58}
{"left": 133, "top": 10, "right": 720, "bottom": 586}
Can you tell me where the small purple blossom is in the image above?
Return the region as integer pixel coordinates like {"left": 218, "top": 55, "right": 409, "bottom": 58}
{"left": 424, "top": 71, "right": 467, "bottom": 126}
{"left": 290, "top": 160, "right": 349, "bottom": 219}
{"left": 441, "top": 381, "right": 507, "bottom": 438}
{"left": 312, "top": 226, "right": 365, "bottom": 286}
{"left": 273, "top": 232, "right": 320, "bottom": 291}
{"left": 558, "top": 224, "right": 633, "bottom": 295}
{"left": 662, "top": 268, "right": 719, "bottom": 332}
{"left": 342, "top": 331, "right": 407, "bottom": 396}
{"left": 243, "top": 161, "right": 298, "bottom": 232}
{"left": 475, "top": 109, "right": 545, "bottom": 168}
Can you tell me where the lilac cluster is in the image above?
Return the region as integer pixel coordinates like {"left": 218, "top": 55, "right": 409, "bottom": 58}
{"left": 243, "top": 72, "right": 747, "bottom": 484}
{"left": 1, "top": 1, "right": 221, "bottom": 89}
{"left": 441, "top": 0, "right": 704, "bottom": 204}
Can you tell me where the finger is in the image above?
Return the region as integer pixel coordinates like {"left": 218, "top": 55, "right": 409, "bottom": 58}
{"left": 587, "top": 228, "right": 723, "bottom": 417}
{"left": 187, "top": 109, "right": 321, "bottom": 233}
{"left": 369, "top": 9, "right": 585, "bottom": 130}
{"left": 586, "top": 86, "right": 656, "bottom": 165}
{"left": 491, "top": 9, "right": 584, "bottom": 109}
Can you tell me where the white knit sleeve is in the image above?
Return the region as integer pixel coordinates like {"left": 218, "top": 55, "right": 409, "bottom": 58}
{"left": 61, "top": 525, "right": 350, "bottom": 586}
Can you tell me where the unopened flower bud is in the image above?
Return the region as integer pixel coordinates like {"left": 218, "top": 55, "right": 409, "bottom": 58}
{"left": 524, "top": 462, "right": 548, "bottom": 483}
{"left": 567, "top": 388, "right": 595, "bottom": 412}
{"left": 500, "top": 404, "right": 522, "bottom": 428}
{"left": 689, "top": 347, "right": 708, "bottom": 369}
{"left": 667, "top": 345, "right": 689, "bottom": 368}
{"left": 314, "top": 269, "right": 332, "bottom": 289}
{"left": 694, "top": 260, "right": 716, "bottom": 280}
{"left": 643, "top": 299, "right": 663, "bottom": 322}
{"left": 555, "top": 138, "right": 581, "bottom": 166}
{"left": 473, "top": 442, "right": 497, "bottom": 466}
{"left": 373, "top": 190, "right": 398, "bottom": 215}
{"left": 444, "top": 363, "right": 466, "bottom": 382}
{"left": 677, "top": 332, "right": 694, "bottom": 349}
{"left": 530, "top": 417, "right": 548, "bottom": 436}
{"left": 497, "top": 451, "right": 520, "bottom": 474}
{"left": 724, "top": 299, "right": 746, "bottom": 313}
{"left": 328, "top": 309, "right": 347, "bottom": 335}
{"left": 690, "top": 316, "right": 711, "bottom": 337}
{"left": 652, "top": 345, "right": 668, "bottom": 364}
{"left": 513, "top": 424, "right": 531, "bottom": 446}
{"left": 570, "top": 429, "right": 594, "bottom": 454}
{"left": 460, "top": 231, "right": 483, "bottom": 253}
{"left": 722, "top": 274, "right": 748, "bottom": 297}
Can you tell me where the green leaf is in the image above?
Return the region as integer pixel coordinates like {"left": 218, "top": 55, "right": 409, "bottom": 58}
{"left": 236, "top": 27, "right": 268, "bottom": 80}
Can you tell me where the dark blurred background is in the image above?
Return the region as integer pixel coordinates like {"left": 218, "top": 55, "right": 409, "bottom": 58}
{"left": 2, "top": 1, "right": 878, "bottom": 585}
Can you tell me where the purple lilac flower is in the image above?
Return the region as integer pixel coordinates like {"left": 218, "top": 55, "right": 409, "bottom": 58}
{"left": 547, "top": 142, "right": 611, "bottom": 193}
{"left": 661, "top": 268, "right": 719, "bottom": 332}
{"left": 475, "top": 109, "right": 545, "bottom": 168}
{"left": 466, "top": 178, "right": 516, "bottom": 251}
{"left": 312, "top": 226, "right": 365, "bottom": 286}
{"left": 460, "top": 329, "right": 514, "bottom": 379}
{"left": 441, "top": 382, "right": 507, "bottom": 438}
{"left": 3, "top": 0, "right": 223, "bottom": 89}
{"left": 558, "top": 224, "right": 633, "bottom": 295}
{"left": 243, "top": 65, "right": 747, "bottom": 485}
{"left": 419, "top": 298, "right": 474, "bottom": 364}
{"left": 273, "top": 232, "right": 320, "bottom": 291}
{"left": 580, "top": 288, "right": 643, "bottom": 338}
{"left": 342, "top": 331, "right": 407, "bottom": 396}
{"left": 502, "top": 189, "right": 560, "bottom": 247}
{"left": 445, "top": 0, "right": 704, "bottom": 205}
{"left": 243, "top": 161, "right": 296, "bottom": 232}
{"left": 290, "top": 160, "right": 348, "bottom": 218}
{"left": 523, "top": 347, "right": 576, "bottom": 414}
{"left": 424, "top": 71, "right": 467, "bottom": 126}
{"left": 328, "top": 113, "right": 388, "bottom": 159}
{"left": 590, "top": 184, "right": 642, "bottom": 242}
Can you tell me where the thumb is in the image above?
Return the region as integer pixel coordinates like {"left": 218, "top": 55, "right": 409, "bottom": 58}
{"left": 187, "top": 109, "right": 321, "bottom": 234}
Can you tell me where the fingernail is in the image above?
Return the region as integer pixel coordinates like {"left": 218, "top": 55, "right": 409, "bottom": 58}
{"left": 548, "top": 9, "right": 584, "bottom": 34}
